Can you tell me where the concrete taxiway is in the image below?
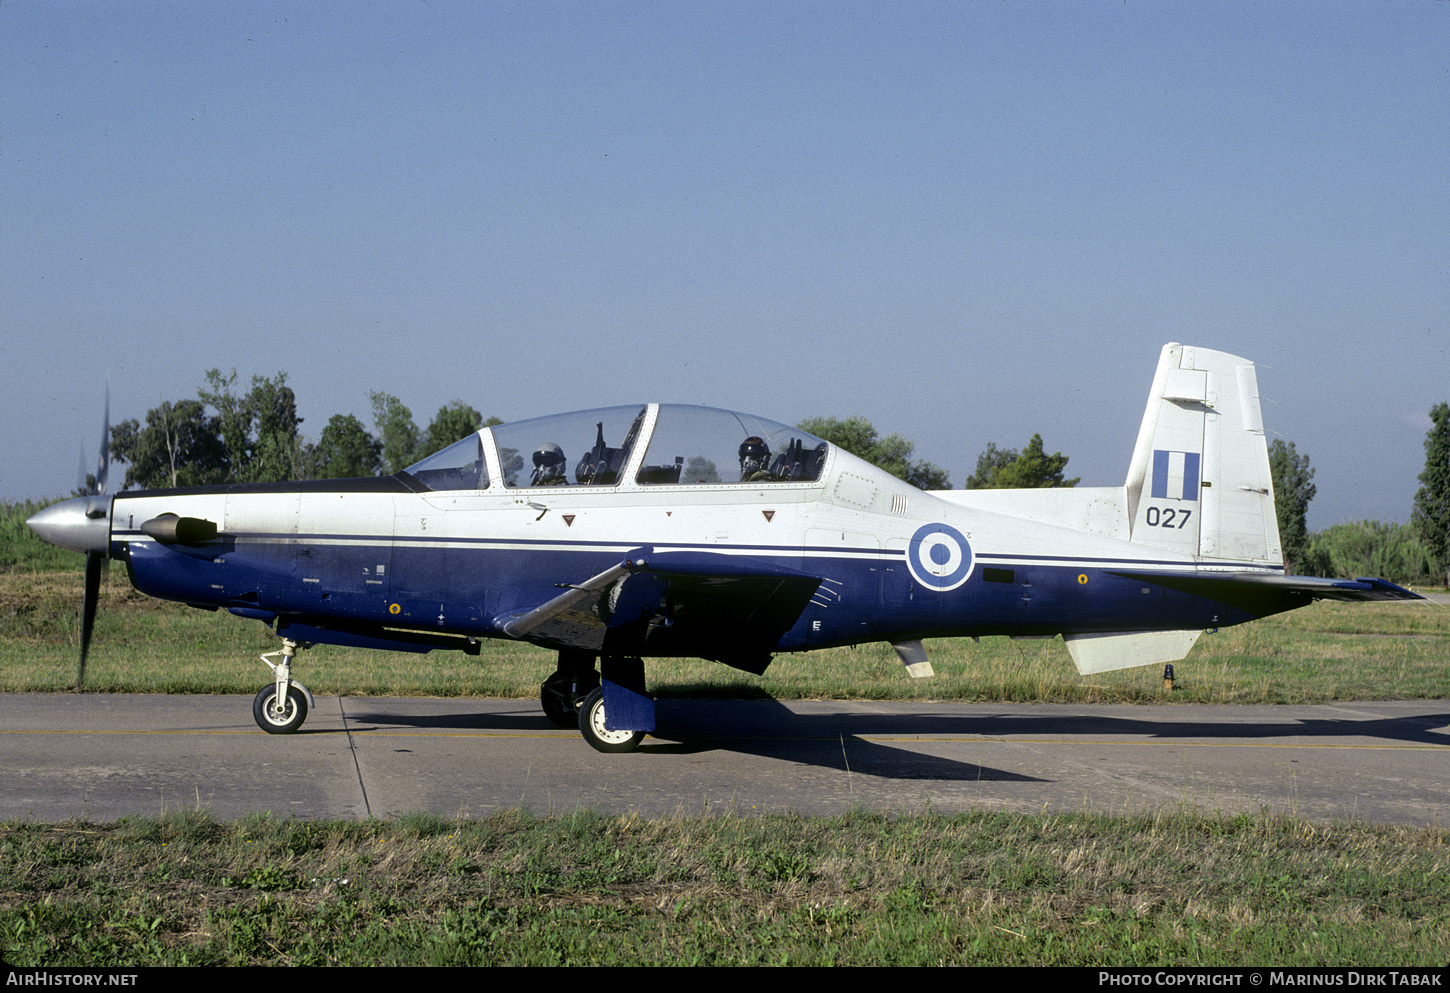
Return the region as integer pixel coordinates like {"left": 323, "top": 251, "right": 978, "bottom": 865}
{"left": 2, "top": 694, "right": 1447, "bottom": 826}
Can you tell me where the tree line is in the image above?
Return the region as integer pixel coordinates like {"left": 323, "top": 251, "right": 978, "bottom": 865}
{"left": 108, "top": 378, "right": 1079, "bottom": 496}
{"left": 796, "top": 417, "right": 1078, "bottom": 491}
{"left": 108, "top": 370, "right": 496, "bottom": 490}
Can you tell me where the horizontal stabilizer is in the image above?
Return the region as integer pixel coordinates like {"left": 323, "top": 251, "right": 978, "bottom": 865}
{"left": 1116, "top": 570, "right": 1426, "bottom": 603}
{"left": 1221, "top": 574, "right": 1424, "bottom": 602}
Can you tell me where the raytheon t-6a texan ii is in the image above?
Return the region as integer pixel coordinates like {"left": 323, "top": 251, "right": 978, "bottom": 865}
{"left": 29, "top": 344, "right": 1422, "bottom": 751}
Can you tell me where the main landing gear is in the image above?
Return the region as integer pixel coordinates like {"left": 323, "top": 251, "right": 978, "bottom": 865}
{"left": 540, "top": 649, "right": 600, "bottom": 728}
{"left": 540, "top": 650, "right": 653, "bottom": 753}
{"left": 577, "top": 685, "right": 645, "bottom": 753}
{"left": 252, "top": 639, "right": 316, "bottom": 734}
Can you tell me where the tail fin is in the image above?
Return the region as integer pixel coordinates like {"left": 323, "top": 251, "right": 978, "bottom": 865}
{"left": 1124, "top": 344, "right": 1282, "bottom": 567}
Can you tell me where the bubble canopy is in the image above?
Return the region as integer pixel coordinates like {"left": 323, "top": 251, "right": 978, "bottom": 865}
{"left": 403, "top": 404, "right": 831, "bottom": 492}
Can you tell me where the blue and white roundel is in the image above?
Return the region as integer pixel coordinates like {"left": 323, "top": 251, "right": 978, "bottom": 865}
{"left": 906, "top": 523, "right": 974, "bottom": 591}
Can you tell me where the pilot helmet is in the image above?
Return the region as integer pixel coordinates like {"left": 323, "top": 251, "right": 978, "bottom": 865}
{"left": 532, "top": 443, "right": 567, "bottom": 483}
{"left": 739, "top": 436, "right": 771, "bottom": 477}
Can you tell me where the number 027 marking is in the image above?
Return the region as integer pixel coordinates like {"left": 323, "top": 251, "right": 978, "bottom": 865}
{"left": 1145, "top": 506, "right": 1192, "bottom": 529}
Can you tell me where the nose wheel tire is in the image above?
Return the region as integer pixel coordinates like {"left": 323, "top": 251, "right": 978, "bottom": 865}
{"left": 252, "top": 684, "right": 308, "bottom": 734}
{"left": 578, "top": 686, "right": 645, "bottom": 753}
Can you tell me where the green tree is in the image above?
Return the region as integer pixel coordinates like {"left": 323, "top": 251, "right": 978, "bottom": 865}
{"left": 246, "top": 374, "right": 304, "bottom": 483}
{"left": 370, "top": 391, "right": 422, "bottom": 475}
{"left": 1412, "top": 402, "right": 1450, "bottom": 585}
{"left": 796, "top": 416, "right": 950, "bottom": 490}
{"left": 1304, "top": 520, "right": 1439, "bottom": 586}
{"left": 198, "top": 369, "right": 252, "bottom": 481}
{"left": 109, "top": 399, "right": 229, "bottom": 490}
{"left": 305, "top": 414, "right": 382, "bottom": 479}
{"left": 964, "top": 435, "right": 1078, "bottom": 489}
{"left": 964, "top": 442, "right": 1019, "bottom": 490}
{"left": 422, "top": 401, "right": 485, "bottom": 457}
{"left": 198, "top": 369, "right": 303, "bottom": 483}
{"left": 1268, "top": 439, "right": 1316, "bottom": 574}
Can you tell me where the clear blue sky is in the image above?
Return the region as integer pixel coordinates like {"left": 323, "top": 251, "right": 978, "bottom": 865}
{"left": 3, "top": 1, "right": 1445, "bottom": 532}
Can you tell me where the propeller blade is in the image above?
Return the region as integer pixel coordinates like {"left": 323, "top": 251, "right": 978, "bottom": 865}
{"left": 80, "top": 550, "right": 103, "bottom": 689}
{"left": 71, "top": 387, "right": 112, "bottom": 688}
{"left": 95, "top": 385, "right": 110, "bottom": 497}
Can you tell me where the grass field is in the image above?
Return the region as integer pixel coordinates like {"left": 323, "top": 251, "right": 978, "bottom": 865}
{"left": 3, "top": 807, "right": 1447, "bottom": 966}
{"left": 2, "top": 569, "right": 1447, "bottom": 967}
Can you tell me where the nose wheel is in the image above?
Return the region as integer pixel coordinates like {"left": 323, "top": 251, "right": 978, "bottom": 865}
{"left": 252, "top": 639, "right": 315, "bottom": 734}
{"left": 253, "top": 683, "right": 308, "bottom": 734}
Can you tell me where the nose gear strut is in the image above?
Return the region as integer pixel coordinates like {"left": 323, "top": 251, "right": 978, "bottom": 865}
{"left": 252, "top": 639, "right": 316, "bottom": 734}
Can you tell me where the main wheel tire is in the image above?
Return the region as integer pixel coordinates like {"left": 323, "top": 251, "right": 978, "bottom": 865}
{"left": 252, "top": 684, "right": 308, "bottom": 734}
{"left": 540, "top": 671, "right": 599, "bottom": 728}
{"left": 577, "top": 686, "right": 644, "bottom": 753}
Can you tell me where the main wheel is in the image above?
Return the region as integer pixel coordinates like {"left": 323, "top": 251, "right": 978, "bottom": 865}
{"left": 540, "top": 684, "right": 577, "bottom": 727}
{"left": 252, "top": 684, "right": 308, "bottom": 734}
{"left": 540, "top": 670, "right": 599, "bottom": 728}
{"left": 578, "top": 686, "right": 645, "bottom": 753}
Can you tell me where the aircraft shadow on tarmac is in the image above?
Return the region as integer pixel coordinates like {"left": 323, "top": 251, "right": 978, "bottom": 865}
{"left": 338, "top": 699, "right": 1450, "bottom": 784}
{"left": 339, "top": 701, "right": 1036, "bottom": 782}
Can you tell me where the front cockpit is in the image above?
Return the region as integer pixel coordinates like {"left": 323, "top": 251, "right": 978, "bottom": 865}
{"left": 401, "top": 404, "right": 831, "bottom": 493}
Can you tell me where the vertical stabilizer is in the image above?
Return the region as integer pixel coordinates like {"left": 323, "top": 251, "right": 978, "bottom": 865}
{"left": 1124, "top": 344, "right": 1282, "bottom": 566}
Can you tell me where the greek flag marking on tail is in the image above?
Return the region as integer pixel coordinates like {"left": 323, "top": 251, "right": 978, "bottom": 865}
{"left": 1150, "top": 449, "right": 1200, "bottom": 501}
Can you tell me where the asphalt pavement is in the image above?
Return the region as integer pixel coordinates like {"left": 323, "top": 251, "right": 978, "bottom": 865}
{"left": 2, "top": 693, "right": 1447, "bottom": 826}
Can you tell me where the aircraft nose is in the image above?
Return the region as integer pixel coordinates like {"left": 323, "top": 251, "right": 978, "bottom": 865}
{"left": 27, "top": 496, "right": 112, "bottom": 555}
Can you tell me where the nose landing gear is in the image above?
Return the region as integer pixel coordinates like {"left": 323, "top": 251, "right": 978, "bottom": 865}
{"left": 253, "top": 639, "right": 316, "bottom": 734}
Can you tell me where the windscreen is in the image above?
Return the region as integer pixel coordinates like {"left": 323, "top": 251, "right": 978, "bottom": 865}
{"left": 402, "top": 434, "right": 487, "bottom": 491}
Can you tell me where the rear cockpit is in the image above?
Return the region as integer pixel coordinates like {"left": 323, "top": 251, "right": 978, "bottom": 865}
{"left": 401, "top": 404, "right": 831, "bottom": 493}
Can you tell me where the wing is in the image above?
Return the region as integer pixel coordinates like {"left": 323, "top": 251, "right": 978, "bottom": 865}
{"left": 497, "top": 551, "right": 824, "bottom": 673}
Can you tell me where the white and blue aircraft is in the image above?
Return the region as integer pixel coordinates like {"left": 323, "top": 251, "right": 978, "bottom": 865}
{"left": 28, "top": 343, "right": 1422, "bottom": 751}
